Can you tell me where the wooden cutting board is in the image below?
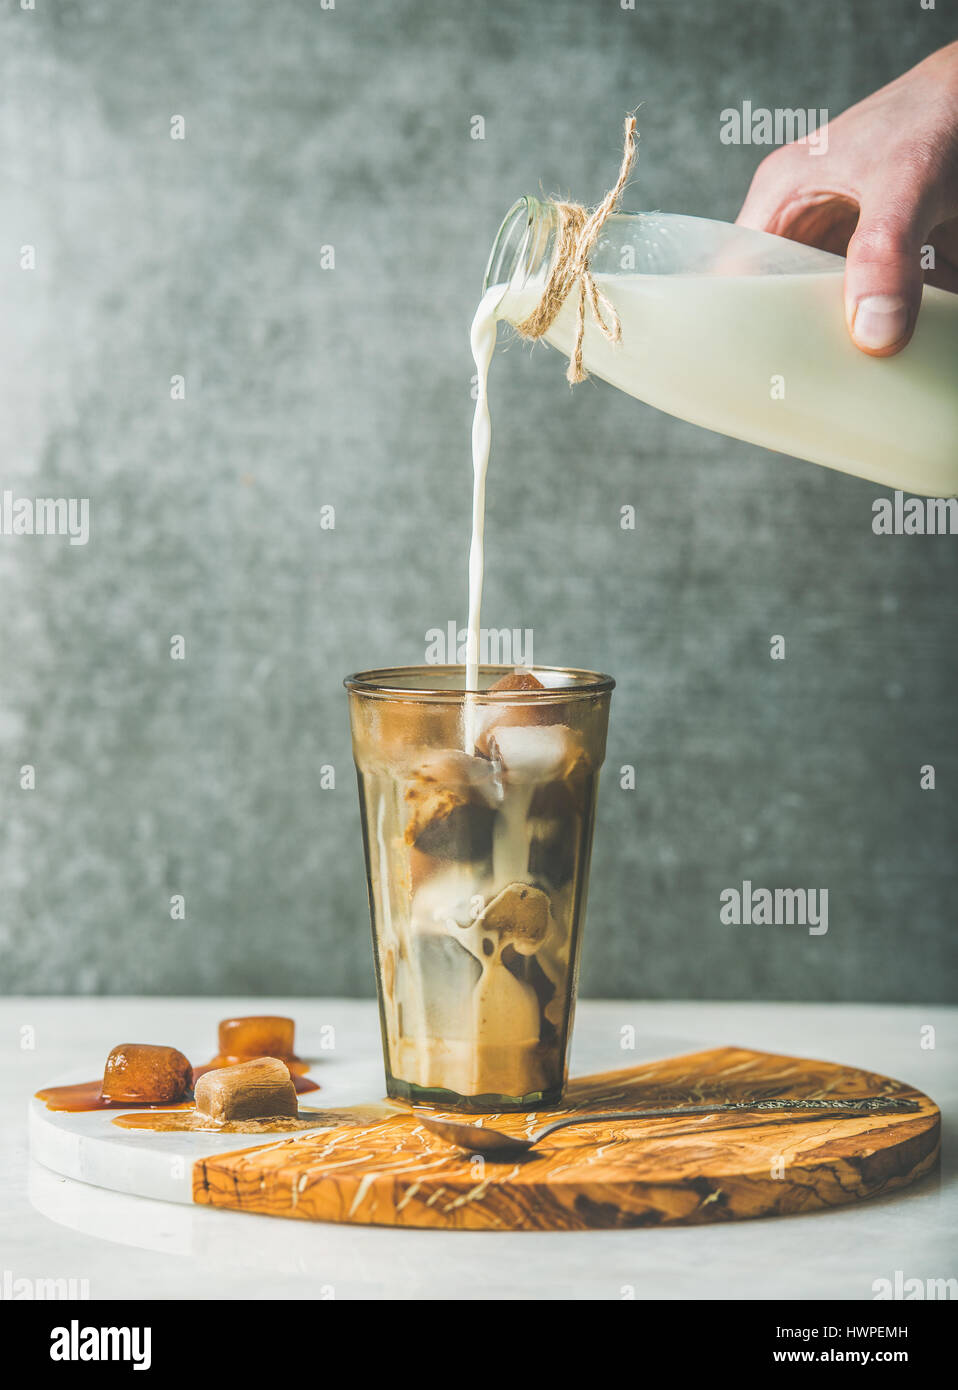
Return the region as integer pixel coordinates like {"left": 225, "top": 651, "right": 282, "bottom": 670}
{"left": 192, "top": 1046, "right": 939, "bottom": 1231}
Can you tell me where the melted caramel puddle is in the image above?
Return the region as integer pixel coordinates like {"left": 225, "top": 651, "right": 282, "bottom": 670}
{"left": 37, "top": 1060, "right": 318, "bottom": 1113}
{"left": 35, "top": 1081, "right": 195, "bottom": 1114}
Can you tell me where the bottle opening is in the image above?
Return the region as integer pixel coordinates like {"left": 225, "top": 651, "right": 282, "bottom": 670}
{"left": 483, "top": 196, "right": 556, "bottom": 295}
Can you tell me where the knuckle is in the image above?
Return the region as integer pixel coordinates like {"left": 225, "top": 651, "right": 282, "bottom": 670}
{"left": 897, "top": 135, "right": 948, "bottom": 184}
{"left": 850, "top": 215, "right": 917, "bottom": 262}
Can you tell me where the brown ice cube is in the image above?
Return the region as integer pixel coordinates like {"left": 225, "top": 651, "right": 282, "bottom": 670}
{"left": 405, "top": 787, "right": 494, "bottom": 860}
{"left": 101, "top": 1044, "right": 193, "bottom": 1104}
{"left": 487, "top": 670, "right": 545, "bottom": 693}
{"left": 404, "top": 751, "right": 497, "bottom": 861}
{"left": 528, "top": 777, "right": 581, "bottom": 820}
{"left": 218, "top": 1016, "right": 296, "bottom": 1061}
{"left": 194, "top": 1056, "right": 298, "bottom": 1122}
{"left": 528, "top": 817, "right": 577, "bottom": 888}
{"left": 475, "top": 671, "right": 554, "bottom": 756}
{"left": 526, "top": 777, "right": 587, "bottom": 888}
{"left": 481, "top": 882, "right": 552, "bottom": 954}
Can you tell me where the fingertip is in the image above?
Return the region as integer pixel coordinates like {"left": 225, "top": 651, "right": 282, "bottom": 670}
{"left": 846, "top": 294, "right": 914, "bottom": 356}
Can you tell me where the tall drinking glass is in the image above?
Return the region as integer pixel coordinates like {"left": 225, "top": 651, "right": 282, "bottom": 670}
{"left": 345, "top": 665, "right": 613, "bottom": 1112}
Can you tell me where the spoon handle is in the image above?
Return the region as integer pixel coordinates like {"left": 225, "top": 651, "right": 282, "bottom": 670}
{"left": 531, "top": 1095, "right": 919, "bottom": 1144}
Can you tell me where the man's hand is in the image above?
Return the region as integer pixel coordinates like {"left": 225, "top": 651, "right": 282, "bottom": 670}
{"left": 736, "top": 42, "right": 958, "bottom": 356}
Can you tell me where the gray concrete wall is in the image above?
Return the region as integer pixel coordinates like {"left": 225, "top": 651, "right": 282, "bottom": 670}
{"left": 0, "top": 0, "right": 954, "bottom": 1000}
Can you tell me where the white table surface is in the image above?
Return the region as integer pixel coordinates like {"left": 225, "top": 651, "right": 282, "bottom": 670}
{"left": 3, "top": 997, "right": 954, "bottom": 1301}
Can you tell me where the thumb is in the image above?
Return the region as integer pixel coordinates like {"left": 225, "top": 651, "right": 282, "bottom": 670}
{"left": 844, "top": 201, "right": 926, "bottom": 356}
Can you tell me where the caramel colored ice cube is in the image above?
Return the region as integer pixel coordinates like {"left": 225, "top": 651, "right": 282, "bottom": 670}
{"left": 218, "top": 1016, "right": 295, "bottom": 1061}
{"left": 528, "top": 817, "right": 577, "bottom": 888}
{"left": 405, "top": 787, "right": 495, "bottom": 860}
{"left": 475, "top": 671, "right": 554, "bottom": 755}
{"left": 527, "top": 778, "right": 584, "bottom": 887}
{"left": 481, "top": 882, "right": 552, "bottom": 954}
{"left": 193, "top": 1056, "right": 298, "bottom": 1122}
{"left": 404, "top": 751, "right": 496, "bottom": 862}
{"left": 101, "top": 1044, "right": 193, "bottom": 1104}
{"left": 487, "top": 670, "right": 545, "bottom": 693}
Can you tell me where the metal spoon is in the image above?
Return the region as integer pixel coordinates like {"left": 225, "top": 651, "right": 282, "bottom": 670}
{"left": 414, "top": 1095, "right": 920, "bottom": 1158}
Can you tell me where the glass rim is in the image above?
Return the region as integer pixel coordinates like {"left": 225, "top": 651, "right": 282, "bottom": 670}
{"left": 344, "top": 663, "right": 615, "bottom": 701}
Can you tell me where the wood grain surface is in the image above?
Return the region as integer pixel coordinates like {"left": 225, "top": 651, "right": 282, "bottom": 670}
{"left": 192, "top": 1046, "right": 940, "bottom": 1230}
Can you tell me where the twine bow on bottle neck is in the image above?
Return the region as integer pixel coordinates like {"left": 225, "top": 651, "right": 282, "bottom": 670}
{"left": 515, "top": 115, "right": 638, "bottom": 385}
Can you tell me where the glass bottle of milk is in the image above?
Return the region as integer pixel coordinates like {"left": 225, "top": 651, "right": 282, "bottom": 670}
{"left": 484, "top": 198, "right": 958, "bottom": 496}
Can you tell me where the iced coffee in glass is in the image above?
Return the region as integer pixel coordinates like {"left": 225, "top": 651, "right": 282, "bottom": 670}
{"left": 345, "top": 665, "right": 613, "bottom": 1112}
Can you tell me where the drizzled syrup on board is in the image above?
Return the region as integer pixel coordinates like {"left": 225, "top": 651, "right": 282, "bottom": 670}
{"left": 113, "top": 1102, "right": 394, "bottom": 1136}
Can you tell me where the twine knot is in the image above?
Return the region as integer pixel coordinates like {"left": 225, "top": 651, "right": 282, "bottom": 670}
{"left": 515, "top": 115, "right": 638, "bottom": 385}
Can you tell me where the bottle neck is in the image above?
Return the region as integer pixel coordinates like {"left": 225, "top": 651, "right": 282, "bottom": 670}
{"left": 483, "top": 196, "right": 558, "bottom": 296}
